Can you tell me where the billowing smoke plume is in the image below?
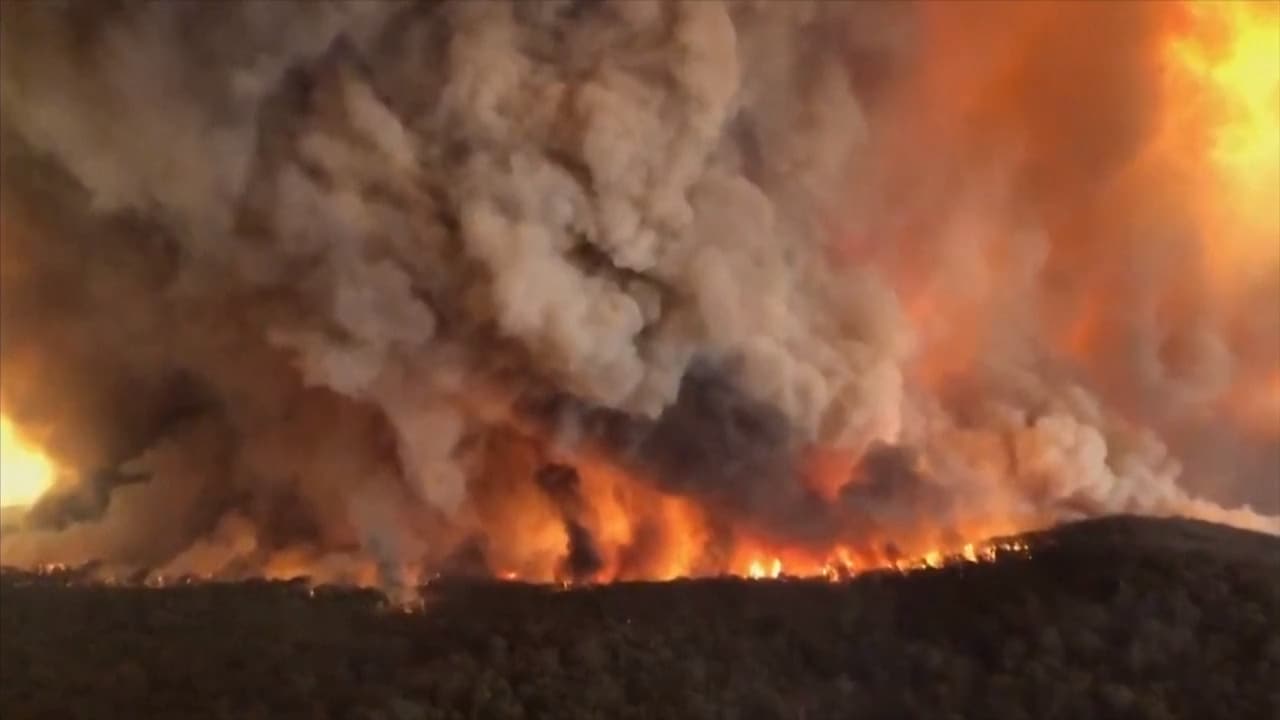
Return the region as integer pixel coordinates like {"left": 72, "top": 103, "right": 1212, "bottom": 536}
{"left": 1, "top": 0, "right": 1276, "bottom": 583}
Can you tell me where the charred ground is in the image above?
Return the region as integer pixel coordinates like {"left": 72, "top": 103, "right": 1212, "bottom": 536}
{"left": 1, "top": 515, "right": 1278, "bottom": 720}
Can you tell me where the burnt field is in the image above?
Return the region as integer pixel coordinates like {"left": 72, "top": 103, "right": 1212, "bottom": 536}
{"left": 2, "top": 516, "right": 1278, "bottom": 720}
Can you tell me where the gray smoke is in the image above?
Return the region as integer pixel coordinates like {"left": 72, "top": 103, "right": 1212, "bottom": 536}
{"left": 0, "top": 0, "right": 1275, "bottom": 583}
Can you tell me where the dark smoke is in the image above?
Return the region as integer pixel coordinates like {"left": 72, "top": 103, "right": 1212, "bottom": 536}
{"left": 535, "top": 464, "right": 604, "bottom": 582}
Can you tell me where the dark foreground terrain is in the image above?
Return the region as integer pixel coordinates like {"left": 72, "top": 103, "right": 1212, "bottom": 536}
{"left": 2, "top": 516, "right": 1278, "bottom": 720}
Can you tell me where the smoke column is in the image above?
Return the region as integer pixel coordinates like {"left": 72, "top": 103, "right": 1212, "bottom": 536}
{"left": 0, "top": 1, "right": 1276, "bottom": 584}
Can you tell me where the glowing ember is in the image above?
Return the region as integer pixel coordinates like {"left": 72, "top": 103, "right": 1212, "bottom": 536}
{"left": 0, "top": 415, "right": 56, "bottom": 509}
{"left": 14, "top": 535, "right": 1036, "bottom": 590}
{"left": 720, "top": 538, "right": 1035, "bottom": 584}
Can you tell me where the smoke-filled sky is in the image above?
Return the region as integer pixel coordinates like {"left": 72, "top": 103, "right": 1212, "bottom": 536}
{"left": 0, "top": 0, "right": 1277, "bottom": 585}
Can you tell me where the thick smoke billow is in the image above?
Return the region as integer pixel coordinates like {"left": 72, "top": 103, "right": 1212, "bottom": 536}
{"left": 1, "top": 1, "right": 1276, "bottom": 583}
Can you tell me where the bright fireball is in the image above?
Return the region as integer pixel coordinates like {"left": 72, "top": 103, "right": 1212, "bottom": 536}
{"left": 0, "top": 415, "right": 55, "bottom": 508}
{"left": 1166, "top": 0, "right": 1280, "bottom": 283}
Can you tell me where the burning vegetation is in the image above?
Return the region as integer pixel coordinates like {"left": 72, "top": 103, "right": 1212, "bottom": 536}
{"left": 0, "top": 1, "right": 1277, "bottom": 590}
{"left": 2, "top": 516, "right": 1278, "bottom": 719}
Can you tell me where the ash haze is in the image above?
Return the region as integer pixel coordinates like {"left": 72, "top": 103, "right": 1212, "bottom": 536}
{"left": 0, "top": 0, "right": 1276, "bottom": 586}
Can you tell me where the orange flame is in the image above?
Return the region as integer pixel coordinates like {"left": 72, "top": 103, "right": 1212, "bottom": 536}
{"left": 0, "top": 415, "right": 56, "bottom": 509}
{"left": 1164, "top": 0, "right": 1280, "bottom": 290}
